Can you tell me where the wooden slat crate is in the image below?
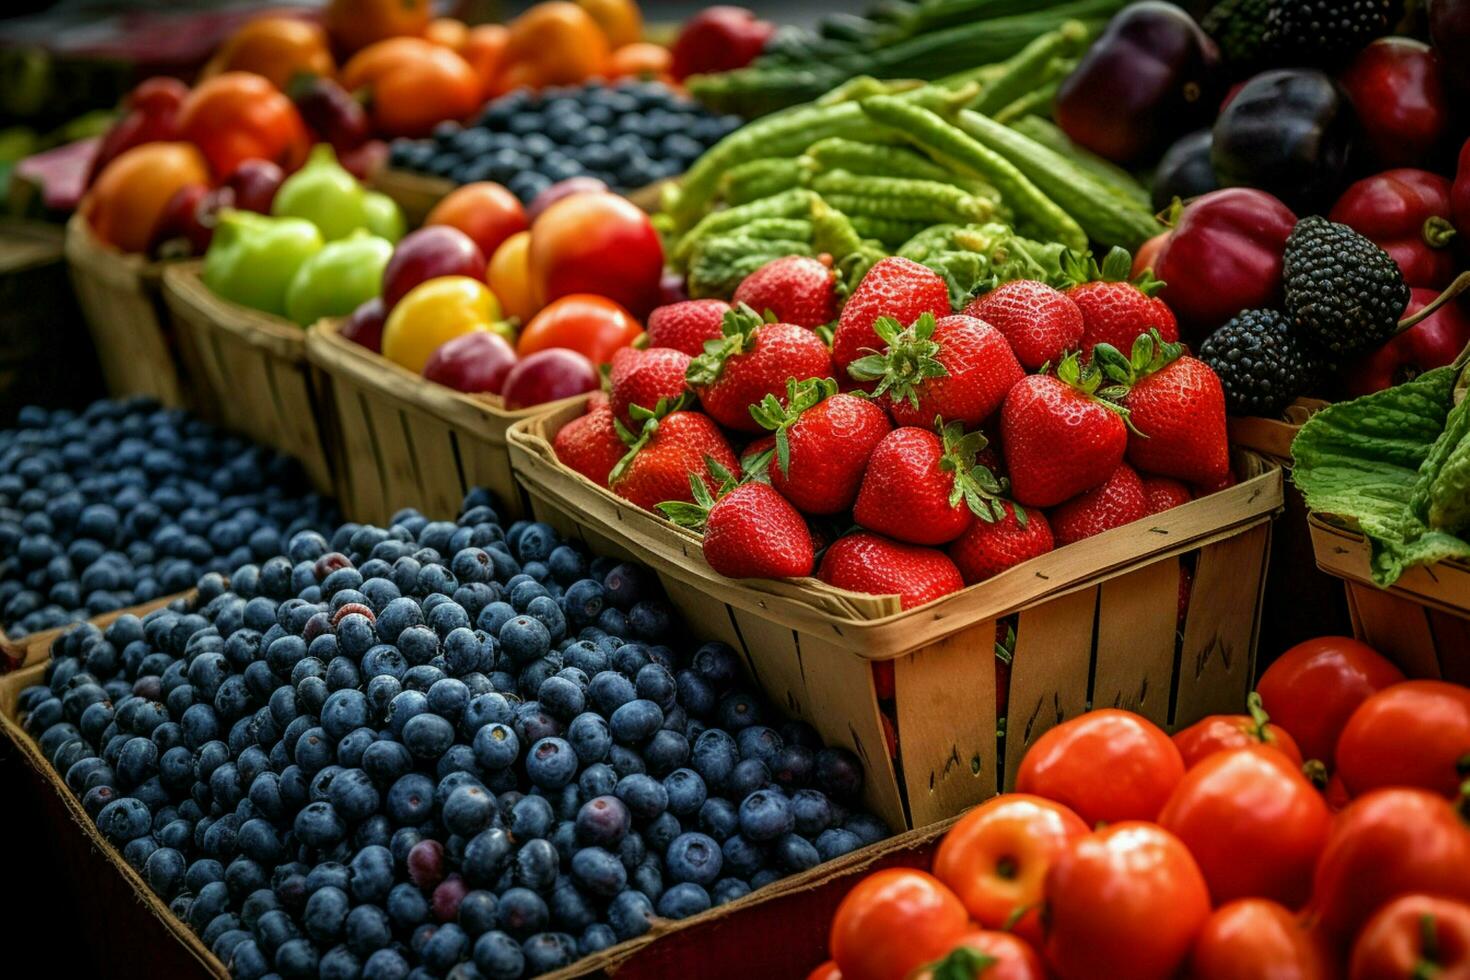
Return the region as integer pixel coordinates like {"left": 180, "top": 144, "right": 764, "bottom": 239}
{"left": 370, "top": 167, "right": 673, "bottom": 226}
{"left": 1, "top": 592, "right": 190, "bottom": 673}
{"left": 160, "top": 263, "right": 334, "bottom": 494}
{"left": 509, "top": 400, "right": 1285, "bottom": 832}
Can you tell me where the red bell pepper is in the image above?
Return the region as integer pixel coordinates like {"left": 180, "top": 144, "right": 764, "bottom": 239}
{"left": 1342, "top": 287, "right": 1470, "bottom": 396}
{"left": 1329, "top": 169, "right": 1458, "bottom": 290}
{"left": 670, "top": 7, "right": 775, "bottom": 81}
{"left": 85, "top": 76, "right": 189, "bottom": 188}
{"left": 1150, "top": 187, "right": 1297, "bottom": 344}
{"left": 1339, "top": 38, "right": 1449, "bottom": 168}
{"left": 1453, "top": 138, "right": 1470, "bottom": 242}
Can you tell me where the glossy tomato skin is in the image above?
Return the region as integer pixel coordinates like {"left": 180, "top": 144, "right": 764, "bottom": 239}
{"left": 1335, "top": 680, "right": 1470, "bottom": 799}
{"left": 911, "top": 931, "right": 1047, "bottom": 980}
{"left": 1349, "top": 894, "right": 1470, "bottom": 980}
{"left": 1312, "top": 788, "right": 1470, "bottom": 940}
{"left": 176, "top": 72, "right": 310, "bottom": 178}
{"left": 424, "top": 182, "right": 528, "bottom": 265}
{"left": 1256, "top": 637, "right": 1404, "bottom": 766}
{"left": 932, "top": 793, "right": 1088, "bottom": 948}
{"left": 1043, "top": 822, "right": 1211, "bottom": 980}
{"left": 1172, "top": 698, "right": 1304, "bottom": 769}
{"left": 517, "top": 294, "right": 643, "bottom": 365}
{"left": 829, "top": 869, "right": 970, "bottom": 980}
{"left": 1157, "top": 745, "right": 1331, "bottom": 908}
{"left": 1015, "top": 709, "right": 1185, "bottom": 826}
{"left": 528, "top": 192, "right": 664, "bottom": 318}
{"left": 1190, "top": 899, "right": 1339, "bottom": 980}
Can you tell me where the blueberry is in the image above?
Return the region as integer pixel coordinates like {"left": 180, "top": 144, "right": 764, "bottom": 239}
{"left": 402, "top": 712, "right": 455, "bottom": 760}
{"left": 772, "top": 743, "right": 816, "bottom": 789}
{"left": 304, "top": 885, "right": 350, "bottom": 943}
{"left": 387, "top": 882, "right": 430, "bottom": 930}
{"left": 509, "top": 794, "right": 555, "bottom": 840}
{"left": 444, "top": 784, "right": 497, "bottom": 837}
{"left": 514, "top": 838, "right": 559, "bottom": 891}
{"left": 579, "top": 922, "right": 616, "bottom": 955}
{"left": 816, "top": 746, "right": 865, "bottom": 800}
{"left": 96, "top": 796, "right": 152, "bottom": 843}
{"left": 845, "top": 812, "right": 888, "bottom": 847}
{"left": 472, "top": 930, "right": 525, "bottom": 979}
{"left": 472, "top": 722, "right": 519, "bottom": 771}
{"left": 144, "top": 845, "right": 188, "bottom": 898}
{"left": 728, "top": 758, "right": 770, "bottom": 800}
{"left": 614, "top": 773, "right": 667, "bottom": 821}
{"left": 610, "top": 698, "right": 662, "bottom": 745}
{"left": 578, "top": 762, "right": 618, "bottom": 799}
{"left": 422, "top": 922, "right": 470, "bottom": 971}
{"left": 607, "top": 890, "right": 655, "bottom": 940}
{"left": 663, "top": 768, "right": 707, "bottom": 818}
{"left": 463, "top": 828, "right": 514, "bottom": 886}
{"left": 737, "top": 725, "right": 783, "bottom": 767}
{"left": 657, "top": 882, "right": 711, "bottom": 920}
{"left": 495, "top": 886, "right": 548, "bottom": 935}
{"left": 498, "top": 617, "right": 550, "bottom": 666}
{"left": 565, "top": 711, "right": 611, "bottom": 766}
{"left": 691, "top": 728, "right": 738, "bottom": 790}
{"left": 712, "top": 877, "right": 751, "bottom": 906}
{"left": 675, "top": 670, "right": 716, "bottom": 718}
{"left": 644, "top": 810, "right": 682, "bottom": 854}
{"left": 522, "top": 931, "right": 578, "bottom": 973}
{"left": 698, "top": 797, "right": 740, "bottom": 842}
{"left": 525, "top": 737, "right": 578, "bottom": 789}
{"left": 363, "top": 947, "right": 411, "bottom": 980}
{"left": 738, "top": 789, "right": 794, "bottom": 842}
{"left": 643, "top": 728, "right": 689, "bottom": 776}
{"left": 666, "top": 831, "right": 723, "bottom": 887}
{"left": 721, "top": 834, "right": 766, "bottom": 878}
{"left": 574, "top": 795, "right": 631, "bottom": 848}
{"left": 387, "top": 773, "right": 436, "bottom": 825}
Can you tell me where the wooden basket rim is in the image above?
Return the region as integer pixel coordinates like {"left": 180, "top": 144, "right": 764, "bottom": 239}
{"left": 1, "top": 590, "right": 192, "bottom": 672}
{"left": 63, "top": 212, "right": 170, "bottom": 286}
{"left": 0, "top": 219, "right": 65, "bottom": 274}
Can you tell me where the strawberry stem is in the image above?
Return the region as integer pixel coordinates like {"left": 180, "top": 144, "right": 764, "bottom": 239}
{"left": 747, "top": 376, "right": 838, "bottom": 478}
{"left": 937, "top": 418, "right": 1013, "bottom": 524}
{"left": 685, "top": 303, "right": 766, "bottom": 387}
{"left": 846, "top": 312, "right": 950, "bottom": 407}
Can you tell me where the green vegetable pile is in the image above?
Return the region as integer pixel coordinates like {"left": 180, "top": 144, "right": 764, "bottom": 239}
{"left": 1291, "top": 351, "right": 1470, "bottom": 585}
{"left": 690, "top": 0, "right": 1128, "bottom": 118}
{"left": 663, "top": 25, "right": 1157, "bottom": 303}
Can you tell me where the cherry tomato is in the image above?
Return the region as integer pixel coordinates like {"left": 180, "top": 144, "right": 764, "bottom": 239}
{"left": 932, "top": 793, "right": 1088, "bottom": 948}
{"left": 1157, "top": 745, "right": 1331, "bottom": 907}
{"left": 577, "top": 0, "right": 643, "bottom": 49}
{"left": 425, "top": 183, "right": 528, "bottom": 268}
{"left": 1312, "top": 788, "right": 1470, "bottom": 940}
{"left": 501, "top": 349, "right": 599, "bottom": 410}
{"left": 1190, "top": 899, "right": 1338, "bottom": 980}
{"left": 176, "top": 72, "right": 310, "bottom": 178}
{"left": 82, "top": 142, "right": 211, "bottom": 254}
{"left": 806, "top": 961, "right": 842, "bottom": 980}
{"left": 1043, "top": 822, "right": 1211, "bottom": 980}
{"left": 829, "top": 869, "right": 970, "bottom": 980}
{"left": 423, "top": 331, "right": 517, "bottom": 395}
{"left": 528, "top": 191, "right": 664, "bottom": 318}
{"left": 423, "top": 17, "right": 468, "bottom": 49}
{"left": 1350, "top": 894, "right": 1470, "bottom": 980}
{"left": 382, "top": 227, "right": 487, "bottom": 310}
{"left": 608, "top": 42, "right": 674, "bottom": 82}
{"left": 1335, "top": 680, "right": 1470, "bottom": 799}
{"left": 910, "top": 931, "right": 1047, "bottom": 980}
{"left": 1172, "top": 692, "right": 1305, "bottom": 769}
{"left": 1015, "top": 709, "right": 1185, "bottom": 826}
{"left": 517, "top": 295, "right": 643, "bottom": 365}
{"left": 1256, "top": 636, "right": 1405, "bottom": 766}
{"left": 487, "top": 231, "right": 538, "bottom": 323}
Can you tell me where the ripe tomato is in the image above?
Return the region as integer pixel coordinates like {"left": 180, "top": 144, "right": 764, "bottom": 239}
{"left": 82, "top": 142, "right": 211, "bottom": 254}
{"left": 204, "top": 16, "right": 335, "bottom": 91}
{"left": 577, "top": 0, "right": 643, "bottom": 48}
{"left": 517, "top": 295, "right": 642, "bottom": 365}
{"left": 1256, "top": 636, "right": 1404, "bottom": 766}
{"left": 426, "top": 183, "right": 529, "bottom": 268}
{"left": 1157, "top": 745, "right": 1331, "bottom": 907}
{"left": 1172, "top": 692, "right": 1304, "bottom": 769}
{"left": 177, "top": 72, "right": 310, "bottom": 178}
{"left": 1014, "top": 709, "right": 1185, "bottom": 826}
{"left": 528, "top": 191, "right": 664, "bottom": 318}
{"left": 340, "top": 38, "right": 482, "bottom": 138}
{"left": 910, "top": 931, "right": 1047, "bottom": 980}
{"left": 1312, "top": 788, "right": 1470, "bottom": 940}
{"left": 460, "top": 25, "right": 509, "bottom": 99}
{"left": 829, "top": 869, "right": 970, "bottom": 980}
{"left": 498, "top": 2, "right": 610, "bottom": 90}
{"left": 932, "top": 793, "right": 1088, "bottom": 947}
{"left": 1190, "top": 899, "right": 1338, "bottom": 980}
{"left": 325, "top": 0, "right": 432, "bottom": 55}
{"left": 1043, "top": 822, "right": 1211, "bottom": 980}
{"left": 1350, "top": 894, "right": 1470, "bottom": 980}
{"left": 1335, "top": 680, "right": 1470, "bottom": 799}
{"left": 488, "top": 231, "right": 538, "bottom": 323}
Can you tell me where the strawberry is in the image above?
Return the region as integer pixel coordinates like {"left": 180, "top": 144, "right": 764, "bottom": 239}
{"left": 848, "top": 313, "right": 1024, "bottom": 428}
{"left": 852, "top": 422, "right": 1009, "bottom": 546}
{"left": 687, "top": 305, "right": 833, "bottom": 432}
{"left": 608, "top": 346, "right": 691, "bottom": 427}
{"left": 609, "top": 407, "right": 739, "bottom": 511}
{"left": 732, "top": 255, "right": 838, "bottom": 329}
{"left": 947, "top": 503, "right": 1053, "bottom": 584}
{"left": 585, "top": 390, "right": 610, "bottom": 413}
{"left": 659, "top": 476, "right": 814, "bottom": 579}
{"left": 1141, "top": 475, "right": 1193, "bottom": 515}
{"left": 963, "top": 279, "right": 1085, "bottom": 371}
{"left": 645, "top": 299, "right": 731, "bottom": 356}
{"left": 999, "top": 354, "right": 1129, "bottom": 508}
{"left": 831, "top": 256, "right": 951, "bottom": 376}
{"left": 553, "top": 403, "right": 625, "bottom": 486}
{"left": 817, "top": 532, "right": 964, "bottom": 610}
{"left": 1060, "top": 247, "right": 1178, "bottom": 357}
{"left": 1092, "top": 330, "right": 1230, "bottom": 485}
{"left": 749, "top": 378, "right": 890, "bottom": 515}
{"left": 1048, "top": 463, "right": 1150, "bottom": 545}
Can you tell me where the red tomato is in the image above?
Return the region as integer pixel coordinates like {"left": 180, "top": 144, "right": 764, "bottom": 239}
{"left": 1350, "top": 894, "right": 1470, "bottom": 980}
{"left": 932, "top": 793, "right": 1088, "bottom": 948}
{"left": 1190, "top": 899, "right": 1338, "bottom": 980}
{"left": 911, "top": 931, "right": 1047, "bottom": 980}
{"left": 517, "top": 294, "right": 643, "bottom": 365}
{"left": 829, "top": 869, "right": 970, "bottom": 980}
{"left": 424, "top": 182, "right": 529, "bottom": 267}
{"left": 1256, "top": 636, "right": 1404, "bottom": 766}
{"left": 806, "top": 961, "right": 842, "bottom": 980}
{"left": 1312, "top": 788, "right": 1470, "bottom": 940}
{"left": 1015, "top": 709, "right": 1185, "bottom": 826}
{"left": 528, "top": 192, "right": 664, "bottom": 318}
{"left": 1043, "top": 822, "right": 1211, "bottom": 980}
{"left": 1157, "top": 745, "right": 1332, "bottom": 907}
{"left": 1335, "top": 680, "right": 1470, "bottom": 799}
{"left": 1172, "top": 692, "right": 1305, "bottom": 769}
{"left": 176, "top": 72, "right": 310, "bottom": 178}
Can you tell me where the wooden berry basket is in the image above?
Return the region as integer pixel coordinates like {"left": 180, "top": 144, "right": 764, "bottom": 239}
{"left": 510, "top": 400, "right": 1285, "bottom": 831}
{"left": 370, "top": 167, "right": 673, "bottom": 225}
{"left": 1227, "top": 398, "right": 1330, "bottom": 463}
{"left": 304, "top": 317, "right": 586, "bottom": 525}
{"left": 63, "top": 214, "right": 204, "bottom": 410}
{"left": 1308, "top": 516, "right": 1470, "bottom": 685}
{"left": 0, "top": 590, "right": 189, "bottom": 672}
{"left": 160, "top": 263, "right": 334, "bottom": 494}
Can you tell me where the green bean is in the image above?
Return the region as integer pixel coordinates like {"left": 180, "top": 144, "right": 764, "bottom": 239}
{"left": 720, "top": 158, "right": 805, "bottom": 205}
{"left": 969, "top": 21, "right": 1090, "bottom": 116}
{"left": 897, "top": 223, "right": 962, "bottom": 262}
{"left": 672, "top": 189, "right": 818, "bottom": 266}
{"left": 812, "top": 170, "right": 995, "bottom": 223}
{"left": 850, "top": 215, "right": 932, "bottom": 246}
{"left": 993, "top": 78, "right": 1063, "bottom": 124}
{"left": 688, "top": 237, "right": 815, "bottom": 298}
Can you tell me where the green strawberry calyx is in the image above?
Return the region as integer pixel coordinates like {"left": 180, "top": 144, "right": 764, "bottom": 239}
{"left": 937, "top": 417, "right": 1021, "bottom": 526}
{"left": 655, "top": 458, "right": 741, "bottom": 530}
{"left": 747, "top": 376, "right": 839, "bottom": 478}
{"left": 846, "top": 312, "right": 951, "bottom": 408}
{"left": 1057, "top": 245, "right": 1165, "bottom": 297}
{"left": 1052, "top": 350, "right": 1139, "bottom": 433}
{"left": 1091, "top": 328, "right": 1184, "bottom": 389}
{"left": 608, "top": 399, "right": 684, "bottom": 483}
{"left": 685, "top": 303, "right": 772, "bottom": 388}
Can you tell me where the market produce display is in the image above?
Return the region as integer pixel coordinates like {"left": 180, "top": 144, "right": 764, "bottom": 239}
{"left": 0, "top": 400, "right": 336, "bottom": 639}
{"left": 14, "top": 487, "right": 886, "bottom": 978}
{"left": 806, "top": 635, "right": 1470, "bottom": 980}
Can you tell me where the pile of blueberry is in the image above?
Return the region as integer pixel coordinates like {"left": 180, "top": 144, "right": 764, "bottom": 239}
{"left": 19, "top": 489, "right": 885, "bottom": 979}
{"left": 386, "top": 79, "right": 741, "bottom": 204}
{"left": 0, "top": 399, "right": 337, "bottom": 639}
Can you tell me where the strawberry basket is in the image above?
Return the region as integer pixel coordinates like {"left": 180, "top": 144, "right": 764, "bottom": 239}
{"left": 509, "top": 399, "right": 1285, "bottom": 831}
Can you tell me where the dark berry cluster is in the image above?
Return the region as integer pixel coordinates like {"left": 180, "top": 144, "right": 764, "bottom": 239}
{"left": 0, "top": 399, "right": 336, "bottom": 639}
{"left": 19, "top": 490, "right": 883, "bottom": 979}
{"left": 388, "top": 79, "right": 741, "bottom": 203}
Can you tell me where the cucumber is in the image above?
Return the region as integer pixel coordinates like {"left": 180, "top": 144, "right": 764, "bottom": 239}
{"left": 1008, "top": 115, "right": 1152, "bottom": 207}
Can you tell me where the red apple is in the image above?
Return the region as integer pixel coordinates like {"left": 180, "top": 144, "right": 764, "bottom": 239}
{"left": 341, "top": 297, "right": 387, "bottom": 353}
{"left": 423, "top": 331, "right": 518, "bottom": 394}
{"left": 501, "top": 348, "right": 599, "bottom": 409}
{"left": 527, "top": 177, "right": 610, "bottom": 223}
{"left": 382, "top": 227, "right": 486, "bottom": 310}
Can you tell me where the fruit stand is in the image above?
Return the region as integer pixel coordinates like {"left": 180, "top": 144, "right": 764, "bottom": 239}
{"left": 2, "top": 1, "right": 1469, "bottom": 978}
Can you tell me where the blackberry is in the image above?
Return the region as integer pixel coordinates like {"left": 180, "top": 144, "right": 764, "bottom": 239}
{"left": 1283, "top": 216, "right": 1410, "bottom": 355}
{"left": 1199, "top": 309, "right": 1323, "bottom": 417}
{"left": 1262, "top": 0, "right": 1399, "bottom": 62}
{"left": 1202, "top": 0, "right": 1273, "bottom": 65}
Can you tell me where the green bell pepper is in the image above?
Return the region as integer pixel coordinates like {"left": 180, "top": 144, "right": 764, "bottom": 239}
{"left": 363, "top": 191, "right": 405, "bottom": 244}
{"left": 271, "top": 143, "right": 368, "bottom": 241}
{"left": 284, "top": 230, "right": 393, "bottom": 327}
{"left": 202, "top": 209, "right": 323, "bottom": 318}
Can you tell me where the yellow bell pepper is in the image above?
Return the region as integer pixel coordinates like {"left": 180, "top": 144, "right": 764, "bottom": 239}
{"left": 381, "top": 276, "right": 503, "bottom": 374}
